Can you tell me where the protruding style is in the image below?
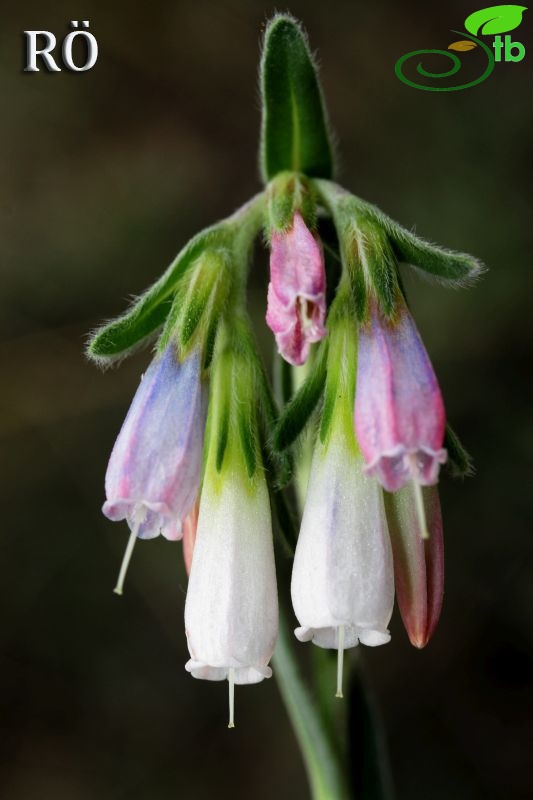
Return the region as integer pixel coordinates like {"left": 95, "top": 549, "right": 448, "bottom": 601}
{"left": 103, "top": 345, "right": 206, "bottom": 591}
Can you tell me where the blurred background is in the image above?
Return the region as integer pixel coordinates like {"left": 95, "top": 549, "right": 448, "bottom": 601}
{"left": 1, "top": 1, "right": 532, "bottom": 798}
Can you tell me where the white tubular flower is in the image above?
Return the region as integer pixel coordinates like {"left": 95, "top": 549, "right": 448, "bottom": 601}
{"left": 291, "top": 315, "right": 394, "bottom": 696}
{"left": 184, "top": 342, "right": 278, "bottom": 726}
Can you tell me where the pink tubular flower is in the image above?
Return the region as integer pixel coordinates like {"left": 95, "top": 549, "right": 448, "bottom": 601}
{"left": 354, "top": 298, "right": 447, "bottom": 494}
{"left": 266, "top": 211, "right": 327, "bottom": 366}
{"left": 385, "top": 486, "right": 444, "bottom": 648}
{"left": 103, "top": 344, "right": 206, "bottom": 542}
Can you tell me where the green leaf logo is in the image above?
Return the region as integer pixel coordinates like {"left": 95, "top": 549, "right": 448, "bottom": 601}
{"left": 464, "top": 5, "right": 527, "bottom": 36}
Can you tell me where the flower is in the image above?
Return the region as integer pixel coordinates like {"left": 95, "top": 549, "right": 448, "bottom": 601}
{"left": 184, "top": 465, "right": 278, "bottom": 724}
{"left": 291, "top": 432, "right": 394, "bottom": 696}
{"left": 354, "top": 298, "right": 447, "bottom": 496}
{"left": 385, "top": 485, "right": 444, "bottom": 648}
{"left": 103, "top": 344, "right": 206, "bottom": 592}
{"left": 266, "top": 211, "right": 327, "bottom": 366}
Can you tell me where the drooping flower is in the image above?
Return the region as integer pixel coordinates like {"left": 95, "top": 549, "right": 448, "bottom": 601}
{"left": 184, "top": 465, "right": 278, "bottom": 724}
{"left": 266, "top": 211, "right": 327, "bottom": 366}
{"left": 291, "top": 319, "right": 394, "bottom": 697}
{"left": 354, "top": 297, "right": 447, "bottom": 502}
{"left": 184, "top": 339, "right": 278, "bottom": 727}
{"left": 103, "top": 344, "right": 206, "bottom": 592}
{"left": 292, "top": 437, "right": 394, "bottom": 671}
{"left": 384, "top": 485, "right": 444, "bottom": 648}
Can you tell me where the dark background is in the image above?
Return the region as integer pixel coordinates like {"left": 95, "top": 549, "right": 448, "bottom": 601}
{"left": 1, "top": 1, "right": 532, "bottom": 798}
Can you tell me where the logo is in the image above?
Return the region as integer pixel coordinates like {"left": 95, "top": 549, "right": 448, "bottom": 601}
{"left": 395, "top": 4, "right": 527, "bottom": 91}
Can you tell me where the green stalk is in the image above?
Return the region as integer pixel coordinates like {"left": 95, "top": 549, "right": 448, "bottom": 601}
{"left": 273, "top": 612, "right": 350, "bottom": 800}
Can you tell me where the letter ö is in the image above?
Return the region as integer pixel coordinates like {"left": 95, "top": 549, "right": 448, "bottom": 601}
{"left": 24, "top": 21, "right": 98, "bottom": 73}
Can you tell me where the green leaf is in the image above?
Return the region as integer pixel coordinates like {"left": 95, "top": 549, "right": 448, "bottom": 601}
{"left": 315, "top": 179, "right": 485, "bottom": 289}
{"left": 86, "top": 223, "right": 227, "bottom": 365}
{"left": 388, "top": 222, "right": 485, "bottom": 287}
{"left": 444, "top": 423, "right": 475, "bottom": 478}
{"left": 465, "top": 5, "right": 527, "bottom": 36}
{"left": 272, "top": 341, "right": 328, "bottom": 452}
{"left": 260, "top": 15, "right": 334, "bottom": 182}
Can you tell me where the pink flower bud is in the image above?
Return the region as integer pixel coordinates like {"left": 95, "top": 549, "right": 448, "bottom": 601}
{"left": 385, "top": 486, "right": 444, "bottom": 648}
{"left": 354, "top": 298, "right": 447, "bottom": 493}
{"left": 266, "top": 212, "right": 327, "bottom": 366}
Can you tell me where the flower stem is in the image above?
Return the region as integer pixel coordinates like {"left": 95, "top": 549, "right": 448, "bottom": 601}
{"left": 273, "top": 612, "right": 350, "bottom": 800}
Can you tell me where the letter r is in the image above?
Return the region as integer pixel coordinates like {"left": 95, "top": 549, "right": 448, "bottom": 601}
{"left": 24, "top": 31, "right": 61, "bottom": 72}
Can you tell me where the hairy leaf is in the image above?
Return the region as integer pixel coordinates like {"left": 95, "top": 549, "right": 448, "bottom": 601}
{"left": 260, "top": 15, "right": 334, "bottom": 182}
{"left": 87, "top": 224, "right": 226, "bottom": 365}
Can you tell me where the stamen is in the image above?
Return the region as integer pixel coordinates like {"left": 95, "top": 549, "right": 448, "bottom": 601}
{"left": 409, "top": 455, "right": 429, "bottom": 540}
{"left": 228, "top": 667, "right": 235, "bottom": 729}
{"left": 297, "top": 297, "right": 316, "bottom": 334}
{"left": 113, "top": 514, "right": 143, "bottom": 595}
{"left": 336, "top": 625, "right": 345, "bottom": 699}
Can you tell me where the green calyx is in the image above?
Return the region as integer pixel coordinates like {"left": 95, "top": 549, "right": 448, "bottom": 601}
{"left": 260, "top": 15, "right": 334, "bottom": 182}
{"left": 266, "top": 171, "right": 318, "bottom": 234}
{"left": 204, "top": 316, "right": 292, "bottom": 489}
{"left": 319, "top": 311, "right": 358, "bottom": 450}
{"left": 315, "top": 178, "right": 485, "bottom": 322}
{"left": 86, "top": 194, "right": 265, "bottom": 369}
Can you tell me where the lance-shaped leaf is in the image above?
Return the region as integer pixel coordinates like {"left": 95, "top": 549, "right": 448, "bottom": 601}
{"left": 87, "top": 224, "right": 229, "bottom": 366}
{"left": 384, "top": 485, "right": 444, "bottom": 649}
{"left": 260, "top": 15, "right": 334, "bottom": 182}
{"left": 315, "top": 179, "right": 485, "bottom": 289}
{"left": 465, "top": 5, "right": 527, "bottom": 36}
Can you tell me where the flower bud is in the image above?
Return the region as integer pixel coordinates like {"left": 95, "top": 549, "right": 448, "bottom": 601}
{"left": 384, "top": 485, "right": 444, "bottom": 648}
{"left": 103, "top": 345, "right": 206, "bottom": 593}
{"left": 354, "top": 298, "right": 447, "bottom": 494}
{"left": 266, "top": 211, "right": 327, "bottom": 366}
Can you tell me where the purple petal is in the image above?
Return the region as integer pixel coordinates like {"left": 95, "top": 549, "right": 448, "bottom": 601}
{"left": 103, "top": 345, "right": 206, "bottom": 538}
{"left": 355, "top": 299, "right": 446, "bottom": 491}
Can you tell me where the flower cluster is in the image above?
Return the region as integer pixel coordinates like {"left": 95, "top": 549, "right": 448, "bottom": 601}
{"left": 88, "top": 14, "right": 480, "bottom": 728}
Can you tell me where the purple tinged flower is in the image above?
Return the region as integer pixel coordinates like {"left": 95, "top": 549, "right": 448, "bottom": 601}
{"left": 266, "top": 211, "right": 327, "bottom": 366}
{"left": 103, "top": 344, "right": 206, "bottom": 592}
{"left": 291, "top": 434, "right": 394, "bottom": 697}
{"left": 354, "top": 298, "right": 447, "bottom": 496}
{"left": 385, "top": 485, "right": 444, "bottom": 649}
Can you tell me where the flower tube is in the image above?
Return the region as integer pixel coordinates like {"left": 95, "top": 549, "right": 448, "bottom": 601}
{"left": 291, "top": 320, "right": 394, "bottom": 697}
{"left": 184, "top": 344, "right": 278, "bottom": 726}
{"left": 266, "top": 211, "right": 327, "bottom": 366}
{"left": 354, "top": 297, "right": 446, "bottom": 537}
{"left": 103, "top": 344, "right": 206, "bottom": 593}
